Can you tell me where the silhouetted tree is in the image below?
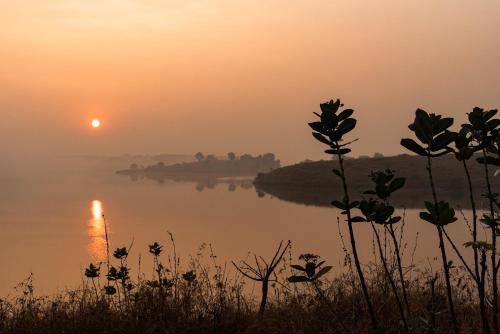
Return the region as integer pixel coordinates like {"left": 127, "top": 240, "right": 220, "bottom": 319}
{"left": 194, "top": 152, "right": 204, "bottom": 161}
{"left": 227, "top": 152, "right": 236, "bottom": 161}
{"left": 205, "top": 154, "right": 217, "bottom": 162}
{"left": 240, "top": 154, "right": 253, "bottom": 161}
{"left": 263, "top": 153, "right": 275, "bottom": 161}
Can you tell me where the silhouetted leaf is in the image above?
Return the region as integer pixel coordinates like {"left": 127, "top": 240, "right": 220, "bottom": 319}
{"left": 424, "top": 201, "right": 435, "bottom": 214}
{"left": 464, "top": 241, "right": 493, "bottom": 250}
{"left": 315, "top": 266, "right": 333, "bottom": 279}
{"left": 435, "top": 118, "right": 454, "bottom": 133}
{"left": 337, "top": 118, "right": 357, "bottom": 135}
{"left": 331, "top": 201, "right": 347, "bottom": 210}
{"left": 329, "top": 131, "right": 343, "bottom": 142}
{"left": 419, "top": 212, "right": 435, "bottom": 224}
{"left": 290, "top": 265, "right": 306, "bottom": 271}
{"left": 305, "top": 262, "right": 316, "bottom": 277}
{"left": 430, "top": 131, "right": 456, "bottom": 151}
{"left": 350, "top": 216, "right": 366, "bottom": 223}
{"left": 389, "top": 216, "right": 401, "bottom": 224}
{"left": 309, "top": 122, "right": 324, "bottom": 133}
{"left": 477, "top": 156, "right": 500, "bottom": 166}
{"left": 312, "top": 132, "right": 331, "bottom": 145}
{"left": 401, "top": 138, "right": 427, "bottom": 156}
{"left": 320, "top": 99, "right": 341, "bottom": 113}
{"left": 414, "top": 108, "right": 432, "bottom": 135}
{"left": 486, "top": 119, "right": 500, "bottom": 131}
{"left": 104, "top": 285, "right": 117, "bottom": 295}
{"left": 287, "top": 275, "right": 310, "bottom": 283}
{"left": 349, "top": 201, "right": 360, "bottom": 209}
{"left": 483, "top": 109, "right": 498, "bottom": 122}
{"left": 337, "top": 108, "right": 354, "bottom": 121}
{"left": 414, "top": 123, "right": 431, "bottom": 145}
{"left": 388, "top": 178, "right": 405, "bottom": 193}
{"left": 338, "top": 148, "right": 352, "bottom": 155}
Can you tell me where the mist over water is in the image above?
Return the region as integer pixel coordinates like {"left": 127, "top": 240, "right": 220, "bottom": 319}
{"left": 0, "top": 160, "right": 474, "bottom": 295}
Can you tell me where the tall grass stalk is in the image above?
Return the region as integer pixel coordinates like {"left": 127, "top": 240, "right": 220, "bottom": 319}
{"left": 426, "top": 153, "right": 459, "bottom": 332}
{"left": 337, "top": 152, "right": 380, "bottom": 333}
{"left": 371, "top": 223, "right": 409, "bottom": 333}
{"left": 482, "top": 148, "right": 498, "bottom": 333}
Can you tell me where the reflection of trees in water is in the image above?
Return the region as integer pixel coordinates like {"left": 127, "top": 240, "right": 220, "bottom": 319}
{"left": 193, "top": 178, "right": 254, "bottom": 193}
{"left": 123, "top": 172, "right": 254, "bottom": 194}
{"left": 253, "top": 183, "right": 490, "bottom": 209}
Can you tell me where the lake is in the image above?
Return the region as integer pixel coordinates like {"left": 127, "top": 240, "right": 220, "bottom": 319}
{"left": 0, "top": 163, "right": 482, "bottom": 296}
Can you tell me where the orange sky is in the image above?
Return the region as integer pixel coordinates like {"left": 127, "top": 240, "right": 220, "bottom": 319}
{"left": 1, "top": 0, "right": 500, "bottom": 163}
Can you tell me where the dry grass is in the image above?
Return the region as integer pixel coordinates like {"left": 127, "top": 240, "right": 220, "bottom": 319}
{"left": 0, "top": 237, "right": 484, "bottom": 334}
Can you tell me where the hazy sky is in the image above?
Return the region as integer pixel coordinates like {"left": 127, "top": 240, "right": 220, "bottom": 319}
{"left": 1, "top": 0, "right": 500, "bottom": 163}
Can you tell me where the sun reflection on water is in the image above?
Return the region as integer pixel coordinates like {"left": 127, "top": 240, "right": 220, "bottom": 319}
{"left": 88, "top": 200, "right": 107, "bottom": 261}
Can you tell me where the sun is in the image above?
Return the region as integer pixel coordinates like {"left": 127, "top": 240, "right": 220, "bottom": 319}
{"left": 91, "top": 119, "right": 101, "bottom": 128}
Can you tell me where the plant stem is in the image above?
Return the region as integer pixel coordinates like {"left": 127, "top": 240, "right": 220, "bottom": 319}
{"left": 463, "top": 160, "right": 480, "bottom": 282}
{"left": 91, "top": 278, "right": 99, "bottom": 301}
{"left": 480, "top": 249, "right": 491, "bottom": 334}
{"left": 337, "top": 151, "right": 380, "bottom": 333}
{"left": 371, "top": 223, "right": 409, "bottom": 333}
{"left": 482, "top": 149, "right": 498, "bottom": 334}
{"left": 387, "top": 224, "right": 410, "bottom": 314}
{"left": 426, "top": 154, "right": 459, "bottom": 333}
{"left": 462, "top": 159, "right": 491, "bottom": 333}
{"left": 258, "top": 279, "right": 268, "bottom": 320}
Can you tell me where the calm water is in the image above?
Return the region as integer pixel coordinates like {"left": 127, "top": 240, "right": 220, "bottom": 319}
{"left": 0, "top": 165, "right": 481, "bottom": 296}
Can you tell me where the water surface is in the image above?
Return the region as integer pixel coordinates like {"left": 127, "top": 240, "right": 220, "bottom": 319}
{"left": 0, "top": 166, "right": 481, "bottom": 296}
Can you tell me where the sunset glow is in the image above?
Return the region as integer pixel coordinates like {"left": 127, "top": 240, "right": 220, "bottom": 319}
{"left": 2, "top": 1, "right": 500, "bottom": 331}
{"left": 91, "top": 119, "right": 101, "bottom": 128}
{"left": 2, "top": 1, "right": 499, "bottom": 161}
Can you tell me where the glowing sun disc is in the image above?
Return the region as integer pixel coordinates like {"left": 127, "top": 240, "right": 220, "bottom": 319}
{"left": 91, "top": 119, "right": 101, "bottom": 128}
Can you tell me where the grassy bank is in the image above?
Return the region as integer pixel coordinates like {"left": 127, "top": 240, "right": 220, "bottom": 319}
{"left": 0, "top": 236, "right": 482, "bottom": 333}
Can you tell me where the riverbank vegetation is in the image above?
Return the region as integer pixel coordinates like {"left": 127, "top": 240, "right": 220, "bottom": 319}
{"left": 254, "top": 154, "right": 499, "bottom": 209}
{"left": 117, "top": 152, "right": 280, "bottom": 183}
{"left": 0, "top": 235, "right": 483, "bottom": 333}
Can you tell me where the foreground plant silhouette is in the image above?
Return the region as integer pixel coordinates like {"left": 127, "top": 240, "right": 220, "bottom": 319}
{"left": 309, "top": 99, "right": 380, "bottom": 333}
{"left": 447, "top": 108, "right": 500, "bottom": 334}
{"left": 357, "top": 169, "right": 409, "bottom": 333}
{"left": 287, "top": 254, "right": 348, "bottom": 331}
{"left": 466, "top": 107, "right": 500, "bottom": 334}
{"left": 232, "top": 240, "right": 290, "bottom": 320}
{"left": 366, "top": 170, "right": 410, "bottom": 313}
{"left": 401, "top": 109, "right": 459, "bottom": 333}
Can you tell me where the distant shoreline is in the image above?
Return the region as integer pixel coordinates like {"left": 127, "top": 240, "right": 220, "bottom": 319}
{"left": 254, "top": 154, "right": 500, "bottom": 209}
{"left": 116, "top": 153, "right": 280, "bottom": 183}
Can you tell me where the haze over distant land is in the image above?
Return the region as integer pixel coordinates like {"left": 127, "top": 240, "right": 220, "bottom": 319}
{"left": 1, "top": 1, "right": 499, "bottom": 164}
